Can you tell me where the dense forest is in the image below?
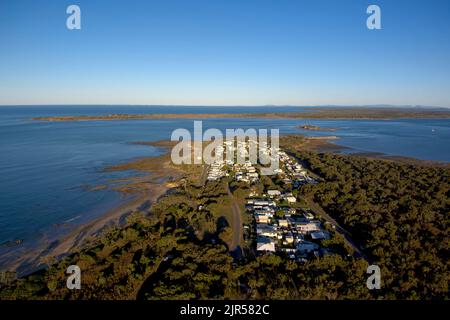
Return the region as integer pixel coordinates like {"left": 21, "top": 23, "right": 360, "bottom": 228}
{"left": 0, "top": 144, "right": 448, "bottom": 300}
{"left": 284, "top": 146, "right": 449, "bottom": 299}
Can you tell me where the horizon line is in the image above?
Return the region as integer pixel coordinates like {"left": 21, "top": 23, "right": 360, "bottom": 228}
{"left": 0, "top": 104, "right": 448, "bottom": 109}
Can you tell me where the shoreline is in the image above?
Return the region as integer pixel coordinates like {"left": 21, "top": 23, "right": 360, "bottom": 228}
{"left": 0, "top": 141, "right": 184, "bottom": 276}
{"left": 282, "top": 134, "right": 450, "bottom": 168}
{"left": 2, "top": 134, "right": 448, "bottom": 276}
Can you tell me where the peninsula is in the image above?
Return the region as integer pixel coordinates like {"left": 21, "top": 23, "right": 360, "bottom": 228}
{"left": 32, "top": 107, "right": 450, "bottom": 121}
{"left": 0, "top": 134, "right": 448, "bottom": 300}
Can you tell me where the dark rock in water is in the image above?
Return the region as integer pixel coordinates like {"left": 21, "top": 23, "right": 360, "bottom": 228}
{"left": 1, "top": 239, "right": 24, "bottom": 247}
{"left": 298, "top": 125, "right": 336, "bottom": 131}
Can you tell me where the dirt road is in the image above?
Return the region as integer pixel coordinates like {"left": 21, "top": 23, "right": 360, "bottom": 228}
{"left": 306, "top": 198, "right": 371, "bottom": 263}
{"left": 226, "top": 184, "right": 243, "bottom": 253}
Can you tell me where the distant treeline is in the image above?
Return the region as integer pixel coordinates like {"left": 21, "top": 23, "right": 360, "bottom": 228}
{"left": 32, "top": 107, "right": 450, "bottom": 121}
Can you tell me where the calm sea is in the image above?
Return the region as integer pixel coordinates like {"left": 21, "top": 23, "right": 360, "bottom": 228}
{"left": 1, "top": 105, "right": 449, "bottom": 272}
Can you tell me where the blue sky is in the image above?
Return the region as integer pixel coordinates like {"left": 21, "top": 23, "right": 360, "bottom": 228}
{"left": 0, "top": 0, "right": 449, "bottom": 106}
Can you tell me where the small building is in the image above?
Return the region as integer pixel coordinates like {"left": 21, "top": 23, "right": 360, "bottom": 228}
{"left": 255, "top": 214, "right": 270, "bottom": 224}
{"left": 303, "top": 212, "right": 315, "bottom": 220}
{"left": 310, "top": 231, "right": 331, "bottom": 240}
{"left": 287, "top": 208, "right": 297, "bottom": 215}
{"left": 286, "top": 196, "right": 297, "bottom": 203}
{"left": 278, "top": 219, "right": 289, "bottom": 228}
{"left": 248, "top": 172, "right": 259, "bottom": 180}
{"left": 257, "top": 237, "right": 276, "bottom": 252}
{"left": 267, "top": 190, "right": 281, "bottom": 197}
{"left": 296, "top": 241, "right": 319, "bottom": 253}
{"left": 297, "top": 220, "right": 321, "bottom": 233}
{"left": 257, "top": 224, "right": 277, "bottom": 238}
{"left": 285, "top": 232, "right": 294, "bottom": 244}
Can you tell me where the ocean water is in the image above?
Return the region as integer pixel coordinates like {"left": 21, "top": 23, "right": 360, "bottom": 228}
{"left": 0, "top": 106, "right": 449, "bottom": 271}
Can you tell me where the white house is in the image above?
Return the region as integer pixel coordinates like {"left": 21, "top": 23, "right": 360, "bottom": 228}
{"left": 255, "top": 214, "right": 270, "bottom": 224}
{"left": 256, "top": 224, "right": 277, "bottom": 238}
{"left": 267, "top": 190, "right": 281, "bottom": 197}
{"left": 278, "top": 219, "right": 289, "bottom": 228}
{"left": 285, "top": 232, "right": 294, "bottom": 244}
{"left": 303, "top": 212, "right": 315, "bottom": 220}
{"left": 286, "top": 196, "right": 297, "bottom": 203}
{"left": 257, "top": 237, "right": 276, "bottom": 252}
{"left": 297, "top": 221, "right": 321, "bottom": 233}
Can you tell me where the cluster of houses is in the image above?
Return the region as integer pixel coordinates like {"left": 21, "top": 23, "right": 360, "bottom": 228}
{"left": 204, "top": 138, "right": 314, "bottom": 182}
{"left": 207, "top": 138, "right": 263, "bottom": 183}
{"left": 245, "top": 191, "right": 330, "bottom": 260}
{"left": 243, "top": 152, "right": 330, "bottom": 260}
{"left": 234, "top": 161, "right": 259, "bottom": 183}
{"left": 203, "top": 138, "right": 331, "bottom": 260}
{"left": 206, "top": 144, "right": 228, "bottom": 181}
{"left": 277, "top": 150, "right": 317, "bottom": 187}
{"left": 230, "top": 138, "right": 282, "bottom": 184}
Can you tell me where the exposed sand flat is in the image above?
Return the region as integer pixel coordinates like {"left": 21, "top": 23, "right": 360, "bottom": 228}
{"left": 305, "top": 135, "right": 339, "bottom": 140}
